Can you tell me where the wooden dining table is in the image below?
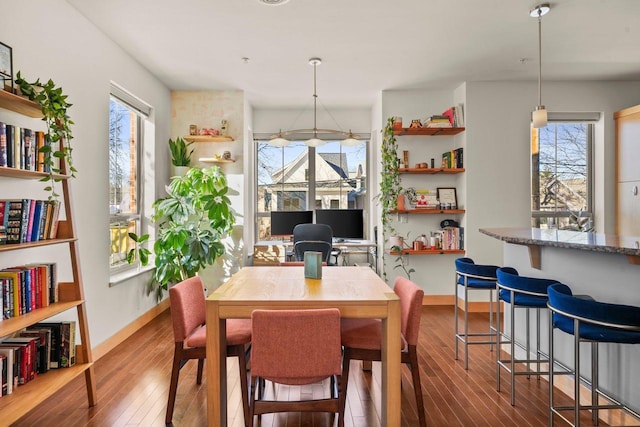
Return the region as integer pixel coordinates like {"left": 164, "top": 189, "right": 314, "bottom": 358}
{"left": 205, "top": 265, "right": 402, "bottom": 426}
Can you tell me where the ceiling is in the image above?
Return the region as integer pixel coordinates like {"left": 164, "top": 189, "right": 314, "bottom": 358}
{"left": 66, "top": 0, "right": 640, "bottom": 109}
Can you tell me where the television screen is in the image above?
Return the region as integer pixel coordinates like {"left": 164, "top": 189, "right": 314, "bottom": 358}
{"left": 270, "top": 211, "right": 313, "bottom": 236}
{"left": 315, "top": 209, "right": 364, "bottom": 239}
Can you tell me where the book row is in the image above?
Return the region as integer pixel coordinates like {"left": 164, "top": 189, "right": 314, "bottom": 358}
{"left": 0, "top": 321, "right": 76, "bottom": 396}
{"left": 0, "top": 122, "right": 55, "bottom": 171}
{"left": 0, "top": 199, "right": 61, "bottom": 245}
{"left": 438, "top": 226, "right": 464, "bottom": 251}
{"left": 442, "top": 147, "right": 464, "bottom": 169}
{"left": 1, "top": 263, "right": 58, "bottom": 319}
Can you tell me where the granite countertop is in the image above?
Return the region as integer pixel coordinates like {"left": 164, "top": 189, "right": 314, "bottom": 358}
{"left": 479, "top": 227, "right": 640, "bottom": 258}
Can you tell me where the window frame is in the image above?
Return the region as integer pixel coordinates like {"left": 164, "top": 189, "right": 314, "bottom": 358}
{"left": 530, "top": 112, "right": 599, "bottom": 231}
{"left": 108, "top": 84, "right": 151, "bottom": 274}
{"left": 254, "top": 138, "right": 370, "bottom": 242}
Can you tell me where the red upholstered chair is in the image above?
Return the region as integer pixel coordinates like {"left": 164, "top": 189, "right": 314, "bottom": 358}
{"left": 340, "top": 276, "right": 426, "bottom": 427}
{"left": 166, "top": 276, "right": 252, "bottom": 426}
{"left": 249, "top": 308, "right": 345, "bottom": 427}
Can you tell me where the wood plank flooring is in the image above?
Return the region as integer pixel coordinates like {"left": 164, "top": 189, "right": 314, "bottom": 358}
{"left": 13, "top": 306, "right": 600, "bottom": 426}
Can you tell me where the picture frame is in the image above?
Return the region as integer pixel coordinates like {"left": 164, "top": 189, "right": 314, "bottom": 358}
{"left": 437, "top": 187, "right": 458, "bottom": 209}
{"left": 0, "top": 41, "right": 14, "bottom": 92}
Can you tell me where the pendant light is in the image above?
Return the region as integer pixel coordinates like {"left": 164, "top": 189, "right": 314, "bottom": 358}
{"left": 268, "top": 58, "right": 362, "bottom": 147}
{"left": 531, "top": 3, "right": 550, "bottom": 128}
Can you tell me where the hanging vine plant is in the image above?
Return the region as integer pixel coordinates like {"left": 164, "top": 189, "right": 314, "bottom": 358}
{"left": 379, "top": 116, "right": 403, "bottom": 280}
{"left": 15, "top": 71, "right": 76, "bottom": 200}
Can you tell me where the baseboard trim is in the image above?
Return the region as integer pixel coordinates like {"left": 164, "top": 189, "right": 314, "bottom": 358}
{"left": 422, "top": 295, "right": 503, "bottom": 313}
{"left": 92, "top": 299, "right": 170, "bottom": 361}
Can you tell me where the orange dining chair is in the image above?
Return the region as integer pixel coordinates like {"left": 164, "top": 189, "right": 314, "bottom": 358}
{"left": 340, "top": 276, "right": 426, "bottom": 427}
{"left": 249, "top": 308, "right": 345, "bottom": 427}
{"left": 166, "top": 276, "right": 252, "bottom": 426}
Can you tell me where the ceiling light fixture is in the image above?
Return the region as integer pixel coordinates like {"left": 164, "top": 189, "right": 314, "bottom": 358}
{"left": 268, "top": 58, "right": 362, "bottom": 148}
{"left": 257, "top": 0, "right": 291, "bottom": 5}
{"left": 530, "top": 3, "right": 550, "bottom": 129}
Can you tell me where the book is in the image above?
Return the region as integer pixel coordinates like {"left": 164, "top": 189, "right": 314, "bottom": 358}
{"left": 0, "top": 269, "right": 21, "bottom": 317}
{"left": 4, "top": 124, "right": 13, "bottom": 168}
{"left": 23, "top": 128, "right": 34, "bottom": 171}
{"left": 5, "top": 200, "right": 23, "bottom": 244}
{"left": 20, "top": 329, "right": 51, "bottom": 373}
{"left": 13, "top": 126, "right": 20, "bottom": 170}
{"left": 19, "top": 199, "right": 31, "bottom": 243}
{"left": 0, "top": 338, "right": 37, "bottom": 384}
{"left": 0, "top": 200, "right": 8, "bottom": 244}
{"left": 0, "top": 121, "right": 6, "bottom": 167}
{"left": 33, "top": 322, "right": 61, "bottom": 368}
{"left": 49, "top": 201, "right": 61, "bottom": 239}
{"left": 0, "top": 346, "right": 18, "bottom": 393}
{"left": 35, "top": 131, "right": 45, "bottom": 172}
{"left": 30, "top": 200, "right": 43, "bottom": 242}
{"left": 60, "top": 321, "right": 76, "bottom": 367}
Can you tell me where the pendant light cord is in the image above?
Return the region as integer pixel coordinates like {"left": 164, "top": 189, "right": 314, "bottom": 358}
{"left": 537, "top": 9, "right": 543, "bottom": 107}
{"left": 312, "top": 60, "right": 318, "bottom": 138}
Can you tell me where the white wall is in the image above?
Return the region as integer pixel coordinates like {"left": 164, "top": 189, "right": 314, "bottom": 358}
{"left": 379, "top": 81, "right": 640, "bottom": 297}
{"left": 0, "top": 0, "right": 171, "bottom": 348}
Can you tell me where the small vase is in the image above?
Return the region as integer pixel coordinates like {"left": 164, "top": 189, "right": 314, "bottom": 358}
{"left": 397, "top": 194, "right": 406, "bottom": 211}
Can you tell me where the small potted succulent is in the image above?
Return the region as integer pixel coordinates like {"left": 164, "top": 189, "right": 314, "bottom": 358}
{"left": 168, "top": 137, "right": 194, "bottom": 176}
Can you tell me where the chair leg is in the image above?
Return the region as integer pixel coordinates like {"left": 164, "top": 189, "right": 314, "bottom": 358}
{"left": 196, "top": 358, "right": 204, "bottom": 385}
{"left": 249, "top": 376, "right": 258, "bottom": 427}
{"left": 339, "top": 349, "right": 352, "bottom": 420}
{"left": 408, "top": 347, "right": 427, "bottom": 427}
{"left": 165, "top": 349, "right": 182, "bottom": 424}
{"left": 236, "top": 345, "right": 250, "bottom": 427}
{"left": 454, "top": 274, "right": 460, "bottom": 361}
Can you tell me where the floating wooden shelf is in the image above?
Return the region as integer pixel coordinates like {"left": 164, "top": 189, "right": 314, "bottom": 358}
{"left": 0, "top": 89, "right": 42, "bottom": 117}
{"left": 0, "top": 237, "right": 77, "bottom": 253}
{"left": 184, "top": 135, "right": 234, "bottom": 143}
{"left": 391, "top": 209, "right": 465, "bottom": 215}
{"left": 199, "top": 157, "right": 236, "bottom": 164}
{"left": 389, "top": 249, "right": 465, "bottom": 255}
{"left": 393, "top": 127, "right": 465, "bottom": 136}
{"left": 398, "top": 167, "right": 465, "bottom": 174}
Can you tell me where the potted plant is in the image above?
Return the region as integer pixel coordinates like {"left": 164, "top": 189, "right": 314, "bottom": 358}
{"left": 15, "top": 72, "right": 76, "bottom": 200}
{"left": 168, "top": 136, "right": 194, "bottom": 176}
{"left": 128, "top": 165, "right": 235, "bottom": 300}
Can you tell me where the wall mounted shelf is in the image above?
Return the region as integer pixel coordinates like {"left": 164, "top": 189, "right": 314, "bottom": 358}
{"left": 393, "top": 127, "right": 465, "bottom": 137}
{"left": 184, "top": 135, "right": 234, "bottom": 143}
{"left": 199, "top": 157, "right": 236, "bottom": 164}
{"left": 391, "top": 209, "right": 465, "bottom": 215}
{"left": 398, "top": 167, "right": 465, "bottom": 174}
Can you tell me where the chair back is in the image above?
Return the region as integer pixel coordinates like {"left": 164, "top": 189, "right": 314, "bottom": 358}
{"left": 497, "top": 267, "right": 556, "bottom": 297}
{"left": 455, "top": 257, "right": 499, "bottom": 280}
{"left": 293, "top": 223, "right": 333, "bottom": 244}
{"left": 251, "top": 308, "right": 341, "bottom": 385}
{"left": 293, "top": 240, "right": 332, "bottom": 263}
{"left": 169, "top": 276, "right": 206, "bottom": 343}
{"left": 394, "top": 277, "right": 424, "bottom": 346}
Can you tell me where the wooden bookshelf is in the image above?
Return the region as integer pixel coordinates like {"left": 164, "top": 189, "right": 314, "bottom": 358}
{"left": 393, "top": 127, "right": 465, "bottom": 137}
{"left": 0, "top": 88, "right": 97, "bottom": 422}
{"left": 183, "top": 135, "right": 234, "bottom": 143}
{"left": 199, "top": 157, "right": 236, "bottom": 164}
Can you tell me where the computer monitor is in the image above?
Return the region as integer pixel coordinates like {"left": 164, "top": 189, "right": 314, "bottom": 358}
{"left": 270, "top": 210, "right": 313, "bottom": 236}
{"left": 315, "top": 209, "right": 364, "bottom": 239}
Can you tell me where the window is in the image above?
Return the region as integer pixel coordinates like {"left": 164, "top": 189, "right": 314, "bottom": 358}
{"left": 255, "top": 139, "right": 368, "bottom": 240}
{"left": 109, "top": 85, "right": 151, "bottom": 271}
{"left": 531, "top": 113, "right": 598, "bottom": 231}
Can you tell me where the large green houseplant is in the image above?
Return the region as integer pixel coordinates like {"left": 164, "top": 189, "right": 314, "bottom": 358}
{"left": 129, "top": 166, "right": 235, "bottom": 300}
{"left": 15, "top": 72, "right": 76, "bottom": 200}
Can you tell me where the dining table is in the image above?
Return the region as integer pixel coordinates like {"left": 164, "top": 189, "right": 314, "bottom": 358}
{"left": 205, "top": 265, "right": 402, "bottom": 426}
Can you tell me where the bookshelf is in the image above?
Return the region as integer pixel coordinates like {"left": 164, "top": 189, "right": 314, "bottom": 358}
{"left": 0, "top": 92, "right": 97, "bottom": 425}
{"left": 393, "top": 127, "right": 466, "bottom": 255}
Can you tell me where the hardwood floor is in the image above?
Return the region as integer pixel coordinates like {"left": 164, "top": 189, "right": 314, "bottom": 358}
{"left": 14, "top": 306, "right": 598, "bottom": 427}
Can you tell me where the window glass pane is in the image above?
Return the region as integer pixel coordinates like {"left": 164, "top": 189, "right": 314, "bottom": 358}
{"left": 256, "top": 139, "right": 368, "bottom": 241}
{"left": 531, "top": 122, "right": 592, "bottom": 231}
{"left": 316, "top": 141, "right": 367, "bottom": 210}
{"left": 109, "top": 97, "right": 141, "bottom": 269}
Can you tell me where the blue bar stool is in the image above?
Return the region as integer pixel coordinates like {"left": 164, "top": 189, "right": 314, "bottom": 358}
{"left": 454, "top": 257, "right": 500, "bottom": 370}
{"left": 496, "top": 267, "right": 558, "bottom": 405}
{"left": 547, "top": 283, "right": 640, "bottom": 426}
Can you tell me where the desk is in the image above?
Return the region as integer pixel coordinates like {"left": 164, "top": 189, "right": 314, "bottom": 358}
{"left": 206, "top": 266, "right": 401, "bottom": 426}
{"left": 254, "top": 239, "right": 378, "bottom": 270}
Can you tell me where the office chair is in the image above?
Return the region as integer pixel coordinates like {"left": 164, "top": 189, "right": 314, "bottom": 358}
{"left": 292, "top": 223, "right": 337, "bottom": 265}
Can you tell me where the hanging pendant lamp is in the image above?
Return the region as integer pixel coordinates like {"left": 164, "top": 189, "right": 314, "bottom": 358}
{"left": 268, "top": 58, "right": 362, "bottom": 147}
{"left": 531, "top": 3, "right": 550, "bottom": 129}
